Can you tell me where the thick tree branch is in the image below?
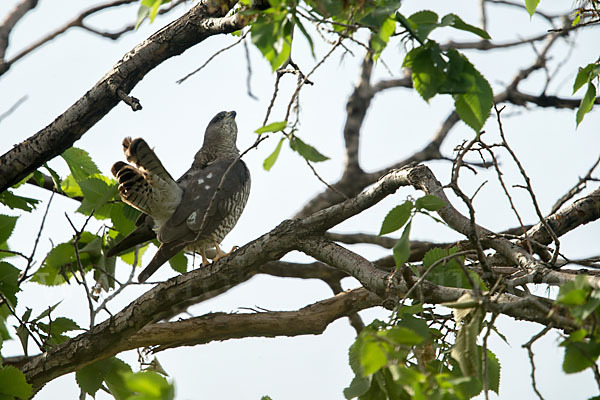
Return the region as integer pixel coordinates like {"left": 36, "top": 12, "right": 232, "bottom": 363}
{"left": 0, "top": 0, "right": 248, "bottom": 192}
{"left": 128, "top": 288, "right": 380, "bottom": 352}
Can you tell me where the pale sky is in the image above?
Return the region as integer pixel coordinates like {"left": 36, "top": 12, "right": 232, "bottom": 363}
{"left": 1, "top": 1, "right": 599, "bottom": 399}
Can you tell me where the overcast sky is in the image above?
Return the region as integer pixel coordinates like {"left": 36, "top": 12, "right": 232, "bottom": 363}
{"left": 1, "top": 1, "right": 600, "bottom": 399}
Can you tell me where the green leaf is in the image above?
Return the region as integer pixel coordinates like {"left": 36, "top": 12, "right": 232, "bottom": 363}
{"left": 38, "top": 317, "right": 82, "bottom": 345}
{"left": 408, "top": 10, "right": 439, "bottom": 42}
{"left": 402, "top": 44, "right": 446, "bottom": 101}
{"left": 423, "top": 247, "right": 484, "bottom": 290}
{"left": 572, "top": 64, "right": 597, "bottom": 94}
{"left": 61, "top": 147, "right": 100, "bottom": 183}
{"left": 0, "top": 366, "right": 33, "bottom": 399}
{"left": 360, "top": 338, "right": 388, "bottom": 376}
{"left": 168, "top": 251, "right": 187, "bottom": 274}
{"left": 124, "top": 371, "right": 173, "bottom": 398}
{"left": 0, "top": 262, "right": 20, "bottom": 307}
{"left": 371, "top": 16, "right": 396, "bottom": 60}
{"left": 0, "top": 190, "right": 39, "bottom": 212}
{"left": 136, "top": 5, "right": 151, "bottom": 29}
{"left": 289, "top": 136, "right": 329, "bottom": 162}
{"left": 379, "top": 201, "right": 413, "bottom": 236}
{"left": 392, "top": 221, "right": 411, "bottom": 267}
{"left": 525, "top": 0, "right": 540, "bottom": 17}
{"left": 61, "top": 174, "right": 83, "bottom": 198}
{"left": 251, "top": 12, "right": 292, "bottom": 71}
{"left": 77, "top": 176, "right": 119, "bottom": 219}
{"left": 563, "top": 340, "right": 600, "bottom": 373}
{"left": 110, "top": 204, "right": 137, "bottom": 236}
{"left": 343, "top": 375, "right": 371, "bottom": 399}
{"left": 576, "top": 82, "right": 596, "bottom": 127}
{"left": 119, "top": 243, "right": 150, "bottom": 266}
{"left": 255, "top": 121, "right": 287, "bottom": 134}
{"left": 76, "top": 357, "right": 132, "bottom": 397}
{"left": 485, "top": 349, "right": 501, "bottom": 394}
{"left": 16, "top": 323, "right": 30, "bottom": 356}
{"left": 415, "top": 195, "right": 446, "bottom": 211}
{"left": 0, "top": 215, "right": 18, "bottom": 246}
{"left": 384, "top": 326, "right": 424, "bottom": 346}
{"left": 451, "top": 307, "right": 484, "bottom": 377}
{"left": 263, "top": 138, "right": 285, "bottom": 171}
{"left": 440, "top": 14, "right": 491, "bottom": 39}
{"left": 446, "top": 50, "right": 493, "bottom": 132}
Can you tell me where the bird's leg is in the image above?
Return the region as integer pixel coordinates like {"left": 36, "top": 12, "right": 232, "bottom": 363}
{"left": 211, "top": 240, "right": 238, "bottom": 262}
{"left": 200, "top": 250, "right": 210, "bottom": 267}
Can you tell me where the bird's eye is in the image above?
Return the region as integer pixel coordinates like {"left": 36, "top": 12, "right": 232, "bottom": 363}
{"left": 211, "top": 111, "right": 227, "bottom": 124}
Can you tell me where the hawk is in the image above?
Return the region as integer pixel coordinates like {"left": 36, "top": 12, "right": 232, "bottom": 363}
{"left": 107, "top": 111, "right": 251, "bottom": 282}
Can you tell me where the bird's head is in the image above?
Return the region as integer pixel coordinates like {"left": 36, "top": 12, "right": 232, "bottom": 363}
{"left": 203, "top": 110, "right": 238, "bottom": 151}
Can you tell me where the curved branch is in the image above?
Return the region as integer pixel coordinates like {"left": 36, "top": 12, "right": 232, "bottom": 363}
{"left": 0, "top": 0, "right": 38, "bottom": 62}
{"left": 0, "top": 0, "right": 248, "bottom": 192}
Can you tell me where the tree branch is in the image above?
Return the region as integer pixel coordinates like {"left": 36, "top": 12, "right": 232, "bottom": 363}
{"left": 0, "top": 0, "right": 248, "bottom": 192}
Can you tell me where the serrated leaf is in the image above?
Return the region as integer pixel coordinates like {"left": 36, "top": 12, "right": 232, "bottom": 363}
{"left": 525, "top": 0, "right": 540, "bottom": 17}
{"left": 360, "top": 338, "right": 388, "bottom": 376}
{"left": 289, "top": 136, "right": 329, "bottom": 162}
{"left": 0, "top": 190, "right": 39, "bottom": 212}
{"left": 168, "top": 251, "right": 187, "bottom": 274}
{"left": 251, "top": 13, "right": 292, "bottom": 71}
{"left": 392, "top": 222, "right": 411, "bottom": 267}
{"left": 0, "top": 215, "right": 18, "bottom": 246}
{"left": 263, "top": 138, "right": 285, "bottom": 171}
{"left": 61, "top": 147, "right": 100, "bottom": 183}
{"left": 0, "top": 262, "right": 20, "bottom": 307}
{"left": 440, "top": 14, "right": 491, "bottom": 39}
{"left": 76, "top": 357, "right": 132, "bottom": 397}
{"left": 255, "top": 121, "right": 287, "bottom": 134}
{"left": 379, "top": 201, "right": 412, "bottom": 236}
{"left": 445, "top": 50, "right": 493, "bottom": 132}
{"left": 403, "top": 44, "right": 446, "bottom": 101}
{"left": 485, "top": 349, "right": 501, "bottom": 394}
{"left": 343, "top": 375, "right": 371, "bottom": 399}
{"left": 415, "top": 194, "right": 446, "bottom": 211}
{"left": 0, "top": 365, "right": 33, "bottom": 399}
{"left": 408, "top": 10, "right": 439, "bottom": 42}
{"left": 576, "top": 82, "right": 596, "bottom": 127}
{"left": 563, "top": 340, "right": 600, "bottom": 373}
{"left": 77, "top": 177, "right": 119, "bottom": 219}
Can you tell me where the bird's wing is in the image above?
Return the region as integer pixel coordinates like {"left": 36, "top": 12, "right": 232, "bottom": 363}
{"left": 157, "top": 158, "right": 249, "bottom": 244}
{"left": 112, "top": 138, "right": 182, "bottom": 224}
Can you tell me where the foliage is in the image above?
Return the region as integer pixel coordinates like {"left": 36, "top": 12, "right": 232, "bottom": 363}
{"left": 0, "top": 0, "right": 598, "bottom": 398}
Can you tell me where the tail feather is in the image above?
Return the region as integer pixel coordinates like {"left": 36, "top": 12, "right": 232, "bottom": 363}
{"left": 138, "top": 240, "right": 188, "bottom": 283}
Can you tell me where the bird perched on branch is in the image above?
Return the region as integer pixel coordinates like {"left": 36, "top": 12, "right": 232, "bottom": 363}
{"left": 107, "top": 111, "right": 251, "bottom": 282}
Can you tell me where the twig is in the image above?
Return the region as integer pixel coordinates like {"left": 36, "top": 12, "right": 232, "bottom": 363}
{"left": 522, "top": 325, "right": 552, "bottom": 400}
{"left": 551, "top": 153, "right": 600, "bottom": 213}
{"left": 0, "top": 95, "right": 27, "bottom": 124}
{"left": 177, "top": 30, "right": 249, "bottom": 84}
{"left": 495, "top": 105, "right": 560, "bottom": 265}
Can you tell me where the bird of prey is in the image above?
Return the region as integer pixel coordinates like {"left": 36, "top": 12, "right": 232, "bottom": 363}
{"left": 107, "top": 111, "right": 251, "bottom": 282}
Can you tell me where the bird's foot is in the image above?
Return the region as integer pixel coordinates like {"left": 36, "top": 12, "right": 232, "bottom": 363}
{"left": 200, "top": 251, "right": 210, "bottom": 267}
{"left": 211, "top": 242, "right": 239, "bottom": 262}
